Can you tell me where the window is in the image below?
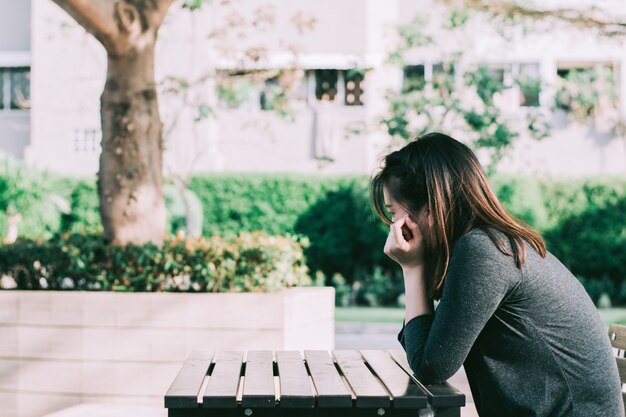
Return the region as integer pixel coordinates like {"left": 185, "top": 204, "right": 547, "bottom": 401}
{"left": 315, "top": 69, "right": 338, "bottom": 101}
{"left": 402, "top": 63, "right": 455, "bottom": 94}
{"left": 309, "top": 69, "right": 365, "bottom": 106}
{"left": 344, "top": 70, "right": 364, "bottom": 106}
{"left": 403, "top": 65, "right": 425, "bottom": 92}
{"left": 9, "top": 68, "right": 30, "bottom": 110}
{"left": 0, "top": 67, "right": 30, "bottom": 111}
{"left": 516, "top": 63, "right": 541, "bottom": 107}
{"left": 259, "top": 76, "right": 279, "bottom": 110}
{"left": 74, "top": 128, "right": 101, "bottom": 152}
{"left": 555, "top": 62, "right": 616, "bottom": 117}
{"left": 432, "top": 62, "right": 455, "bottom": 93}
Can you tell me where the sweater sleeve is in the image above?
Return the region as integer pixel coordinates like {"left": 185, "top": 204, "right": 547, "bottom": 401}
{"left": 398, "top": 230, "right": 521, "bottom": 384}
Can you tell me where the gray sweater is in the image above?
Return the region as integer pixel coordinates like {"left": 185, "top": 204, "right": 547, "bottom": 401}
{"left": 398, "top": 227, "right": 624, "bottom": 417}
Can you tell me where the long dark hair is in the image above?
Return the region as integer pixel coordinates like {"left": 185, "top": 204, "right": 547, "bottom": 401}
{"left": 369, "top": 132, "right": 546, "bottom": 300}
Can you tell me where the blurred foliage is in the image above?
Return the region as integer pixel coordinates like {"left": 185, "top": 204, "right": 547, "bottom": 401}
{"left": 0, "top": 158, "right": 73, "bottom": 239}
{"left": 1, "top": 168, "right": 625, "bottom": 305}
{"left": 216, "top": 77, "right": 258, "bottom": 108}
{"left": 516, "top": 73, "right": 541, "bottom": 107}
{"left": 383, "top": 15, "right": 551, "bottom": 174}
{"left": 187, "top": 173, "right": 360, "bottom": 238}
{"left": 555, "top": 65, "right": 618, "bottom": 121}
{"left": 293, "top": 180, "right": 396, "bottom": 288}
{"left": 545, "top": 196, "right": 626, "bottom": 305}
{"left": 164, "top": 184, "right": 204, "bottom": 237}
{"left": 59, "top": 180, "right": 101, "bottom": 234}
{"left": 0, "top": 230, "right": 311, "bottom": 292}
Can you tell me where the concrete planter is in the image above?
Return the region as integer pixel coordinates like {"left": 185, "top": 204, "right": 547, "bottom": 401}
{"left": 0, "top": 287, "right": 335, "bottom": 417}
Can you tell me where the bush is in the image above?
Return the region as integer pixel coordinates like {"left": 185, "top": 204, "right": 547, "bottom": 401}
{"left": 294, "top": 180, "right": 395, "bottom": 285}
{"left": 545, "top": 196, "right": 626, "bottom": 305}
{"left": 188, "top": 173, "right": 359, "bottom": 237}
{"left": 164, "top": 184, "right": 204, "bottom": 237}
{"left": 0, "top": 158, "right": 73, "bottom": 239}
{"left": 0, "top": 231, "right": 312, "bottom": 292}
{"left": 1, "top": 163, "right": 625, "bottom": 304}
{"left": 59, "top": 180, "right": 101, "bottom": 234}
{"left": 356, "top": 266, "right": 404, "bottom": 307}
{"left": 489, "top": 174, "right": 550, "bottom": 230}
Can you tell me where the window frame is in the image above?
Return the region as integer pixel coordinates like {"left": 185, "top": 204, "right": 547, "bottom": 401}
{"left": 0, "top": 66, "right": 30, "bottom": 113}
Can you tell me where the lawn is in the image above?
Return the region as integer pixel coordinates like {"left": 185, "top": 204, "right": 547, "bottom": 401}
{"left": 336, "top": 306, "right": 626, "bottom": 328}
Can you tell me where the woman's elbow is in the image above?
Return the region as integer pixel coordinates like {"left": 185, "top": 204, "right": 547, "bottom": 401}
{"left": 410, "top": 357, "right": 456, "bottom": 385}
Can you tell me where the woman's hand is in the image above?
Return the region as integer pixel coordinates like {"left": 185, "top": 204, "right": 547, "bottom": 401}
{"left": 383, "top": 213, "right": 425, "bottom": 270}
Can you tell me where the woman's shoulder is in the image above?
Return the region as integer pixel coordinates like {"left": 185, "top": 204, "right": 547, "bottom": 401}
{"left": 454, "top": 227, "right": 517, "bottom": 260}
{"left": 456, "top": 226, "right": 503, "bottom": 247}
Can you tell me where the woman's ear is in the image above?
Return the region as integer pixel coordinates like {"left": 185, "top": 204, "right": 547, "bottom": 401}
{"left": 424, "top": 207, "right": 434, "bottom": 228}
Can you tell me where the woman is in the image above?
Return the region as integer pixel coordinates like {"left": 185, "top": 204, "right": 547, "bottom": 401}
{"left": 369, "top": 132, "right": 623, "bottom": 417}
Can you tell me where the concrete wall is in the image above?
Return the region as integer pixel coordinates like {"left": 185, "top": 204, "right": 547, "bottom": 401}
{"left": 0, "top": 287, "right": 335, "bottom": 417}
{"left": 0, "top": 0, "right": 30, "bottom": 51}
{"left": 0, "top": 112, "right": 29, "bottom": 159}
{"left": 0, "top": 0, "right": 31, "bottom": 160}
{"left": 26, "top": 0, "right": 103, "bottom": 174}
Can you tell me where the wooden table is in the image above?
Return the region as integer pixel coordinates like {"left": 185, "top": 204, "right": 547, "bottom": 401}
{"left": 164, "top": 350, "right": 465, "bottom": 417}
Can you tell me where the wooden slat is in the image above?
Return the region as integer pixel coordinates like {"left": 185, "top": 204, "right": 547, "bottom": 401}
{"left": 276, "top": 351, "right": 316, "bottom": 408}
{"left": 616, "top": 357, "right": 626, "bottom": 384}
{"left": 388, "top": 350, "right": 465, "bottom": 408}
{"left": 202, "top": 351, "right": 243, "bottom": 408}
{"left": 304, "top": 350, "right": 352, "bottom": 407}
{"left": 164, "top": 351, "right": 213, "bottom": 408}
{"left": 609, "top": 324, "right": 626, "bottom": 350}
{"left": 332, "top": 350, "right": 390, "bottom": 408}
{"left": 242, "top": 351, "right": 276, "bottom": 408}
{"left": 360, "top": 350, "right": 428, "bottom": 409}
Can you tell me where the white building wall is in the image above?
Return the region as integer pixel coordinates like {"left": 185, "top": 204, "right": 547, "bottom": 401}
{"left": 396, "top": 0, "right": 626, "bottom": 178}
{"left": 0, "top": 0, "right": 31, "bottom": 160}
{"left": 27, "top": 0, "right": 104, "bottom": 174}
{"left": 16, "top": 0, "right": 626, "bottom": 176}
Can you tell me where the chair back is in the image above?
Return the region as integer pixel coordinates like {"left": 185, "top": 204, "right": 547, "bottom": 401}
{"left": 608, "top": 324, "right": 626, "bottom": 410}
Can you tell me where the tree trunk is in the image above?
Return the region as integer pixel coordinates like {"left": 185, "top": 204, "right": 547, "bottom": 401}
{"left": 98, "top": 44, "right": 166, "bottom": 246}
{"left": 50, "top": 0, "right": 175, "bottom": 246}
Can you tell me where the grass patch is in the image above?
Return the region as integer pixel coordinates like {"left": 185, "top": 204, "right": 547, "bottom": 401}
{"left": 337, "top": 307, "right": 626, "bottom": 328}
{"left": 336, "top": 307, "right": 404, "bottom": 323}
{"left": 598, "top": 308, "right": 626, "bottom": 327}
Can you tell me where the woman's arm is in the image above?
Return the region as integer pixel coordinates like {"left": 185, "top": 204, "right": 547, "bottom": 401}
{"left": 402, "top": 264, "right": 434, "bottom": 322}
{"left": 399, "top": 230, "right": 520, "bottom": 384}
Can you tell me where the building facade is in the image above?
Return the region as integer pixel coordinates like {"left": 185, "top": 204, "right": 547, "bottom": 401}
{"left": 2, "top": 0, "right": 626, "bottom": 177}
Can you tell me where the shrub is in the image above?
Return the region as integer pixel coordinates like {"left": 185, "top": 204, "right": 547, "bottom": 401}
{"left": 0, "top": 231, "right": 312, "bottom": 292}
{"left": 0, "top": 158, "right": 72, "bottom": 239}
{"left": 1, "top": 164, "right": 625, "bottom": 304}
{"left": 164, "top": 184, "right": 204, "bottom": 237}
{"left": 545, "top": 196, "right": 626, "bottom": 305}
{"left": 188, "top": 173, "right": 360, "bottom": 237}
{"left": 59, "top": 180, "right": 102, "bottom": 234}
{"left": 356, "top": 266, "right": 404, "bottom": 307}
{"left": 294, "top": 180, "right": 395, "bottom": 285}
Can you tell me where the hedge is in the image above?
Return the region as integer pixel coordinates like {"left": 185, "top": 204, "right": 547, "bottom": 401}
{"left": 0, "top": 231, "right": 312, "bottom": 292}
{"left": 1, "top": 162, "right": 625, "bottom": 305}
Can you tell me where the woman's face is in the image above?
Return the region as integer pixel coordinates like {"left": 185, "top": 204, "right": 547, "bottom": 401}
{"left": 382, "top": 185, "right": 411, "bottom": 224}
{"left": 383, "top": 185, "right": 432, "bottom": 228}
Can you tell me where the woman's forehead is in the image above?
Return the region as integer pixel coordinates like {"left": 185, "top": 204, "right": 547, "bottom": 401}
{"left": 382, "top": 186, "right": 397, "bottom": 206}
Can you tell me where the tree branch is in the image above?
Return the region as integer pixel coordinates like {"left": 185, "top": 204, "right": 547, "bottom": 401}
{"left": 51, "top": 0, "right": 119, "bottom": 48}
{"left": 154, "top": 0, "right": 178, "bottom": 27}
{"left": 455, "top": 0, "right": 626, "bottom": 37}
